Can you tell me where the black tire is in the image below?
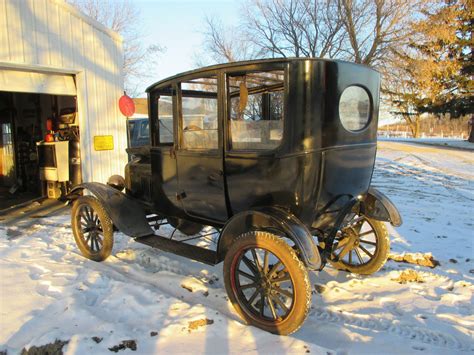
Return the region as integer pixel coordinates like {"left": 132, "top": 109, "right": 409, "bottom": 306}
{"left": 329, "top": 215, "right": 389, "bottom": 275}
{"left": 223, "top": 231, "right": 311, "bottom": 335}
{"left": 71, "top": 196, "right": 114, "bottom": 262}
{"left": 168, "top": 217, "right": 203, "bottom": 236}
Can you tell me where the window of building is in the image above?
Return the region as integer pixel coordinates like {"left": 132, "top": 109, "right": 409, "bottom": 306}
{"left": 180, "top": 76, "right": 219, "bottom": 150}
{"left": 228, "top": 70, "right": 284, "bottom": 150}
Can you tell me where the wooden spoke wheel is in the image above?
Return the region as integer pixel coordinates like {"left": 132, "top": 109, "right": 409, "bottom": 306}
{"left": 224, "top": 231, "right": 311, "bottom": 335}
{"left": 329, "top": 214, "right": 389, "bottom": 275}
{"left": 71, "top": 196, "right": 114, "bottom": 262}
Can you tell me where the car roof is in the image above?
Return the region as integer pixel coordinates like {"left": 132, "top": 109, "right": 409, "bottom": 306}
{"left": 146, "top": 57, "right": 368, "bottom": 93}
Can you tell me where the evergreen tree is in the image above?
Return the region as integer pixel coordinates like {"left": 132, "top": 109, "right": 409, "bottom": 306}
{"left": 413, "top": 0, "right": 473, "bottom": 118}
{"left": 387, "top": 0, "right": 473, "bottom": 140}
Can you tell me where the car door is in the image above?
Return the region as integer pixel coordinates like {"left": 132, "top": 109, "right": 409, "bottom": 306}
{"left": 224, "top": 65, "right": 296, "bottom": 214}
{"left": 175, "top": 72, "right": 228, "bottom": 223}
{"left": 149, "top": 84, "right": 182, "bottom": 213}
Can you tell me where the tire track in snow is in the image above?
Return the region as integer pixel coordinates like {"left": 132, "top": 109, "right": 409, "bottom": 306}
{"left": 309, "top": 307, "right": 473, "bottom": 352}
{"left": 59, "top": 247, "right": 240, "bottom": 321}
{"left": 69, "top": 245, "right": 474, "bottom": 353}
{"left": 374, "top": 153, "right": 473, "bottom": 202}
{"left": 114, "top": 248, "right": 223, "bottom": 288}
{"left": 28, "top": 216, "right": 474, "bottom": 352}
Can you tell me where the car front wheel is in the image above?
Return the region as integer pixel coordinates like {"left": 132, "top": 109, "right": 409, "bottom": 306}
{"left": 71, "top": 196, "right": 114, "bottom": 262}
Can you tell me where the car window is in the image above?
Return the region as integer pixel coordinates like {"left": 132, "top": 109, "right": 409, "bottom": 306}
{"left": 138, "top": 120, "right": 149, "bottom": 140}
{"left": 228, "top": 70, "right": 284, "bottom": 150}
{"left": 127, "top": 120, "right": 136, "bottom": 147}
{"left": 180, "top": 76, "right": 218, "bottom": 150}
{"left": 157, "top": 94, "right": 174, "bottom": 144}
{"left": 127, "top": 119, "right": 149, "bottom": 148}
{"left": 339, "top": 86, "right": 371, "bottom": 131}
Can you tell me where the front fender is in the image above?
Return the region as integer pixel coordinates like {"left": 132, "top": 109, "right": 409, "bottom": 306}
{"left": 70, "top": 182, "right": 153, "bottom": 237}
{"left": 217, "top": 207, "right": 321, "bottom": 270}
{"left": 361, "top": 187, "right": 402, "bottom": 227}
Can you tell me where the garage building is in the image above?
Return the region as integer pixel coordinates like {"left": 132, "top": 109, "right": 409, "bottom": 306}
{"left": 0, "top": 0, "right": 127, "bottom": 209}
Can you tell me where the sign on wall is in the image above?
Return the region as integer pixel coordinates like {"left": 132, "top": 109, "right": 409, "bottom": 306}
{"left": 119, "top": 93, "right": 135, "bottom": 117}
{"left": 94, "top": 135, "right": 114, "bottom": 151}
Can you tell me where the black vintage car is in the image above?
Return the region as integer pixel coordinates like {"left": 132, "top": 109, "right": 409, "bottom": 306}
{"left": 70, "top": 58, "right": 401, "bottom": 335}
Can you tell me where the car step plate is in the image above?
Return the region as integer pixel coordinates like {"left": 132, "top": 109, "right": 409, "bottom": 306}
{"left": 134, "top": 234, "right": 218, "bottom": 265}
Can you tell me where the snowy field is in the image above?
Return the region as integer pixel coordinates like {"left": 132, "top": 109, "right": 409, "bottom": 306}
{"left": 1, "top": 141, "right": 473, "bottom": 354}
{"left": 378, "top": 137, "right": 474, "bottom": 151}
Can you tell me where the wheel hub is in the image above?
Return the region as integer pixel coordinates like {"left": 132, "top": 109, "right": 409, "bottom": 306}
{"left": 258, "top": 275, "right": 272, "bottom": 292}
{"left": 334, "top": 227, "right": 360, "bottom": 260}
{"left": 85, "top": 222, "right": 98, "bottom": 234}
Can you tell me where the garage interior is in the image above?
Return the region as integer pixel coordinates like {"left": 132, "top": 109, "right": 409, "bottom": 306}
{"left": 0, "top": 91, "right": 81, "bottom": 210}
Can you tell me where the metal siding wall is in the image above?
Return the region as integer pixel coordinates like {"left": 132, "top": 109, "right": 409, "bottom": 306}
{"left": 0, "top": 0, "right": 9, "bottom": 62}
{"left": 0, "top": 0, "right": 126, "bottom": 184}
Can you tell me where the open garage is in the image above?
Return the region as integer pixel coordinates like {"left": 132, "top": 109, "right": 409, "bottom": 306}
{"left": 0, "top": 0, "right": 127, "bottom": 209}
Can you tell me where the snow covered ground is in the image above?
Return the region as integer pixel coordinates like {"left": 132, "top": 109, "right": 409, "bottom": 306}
{"left": 379, "top": 137, "right": 474, "bottom": 151}
{"left": 1, "top": 141, "right": 473, "bottom": 354}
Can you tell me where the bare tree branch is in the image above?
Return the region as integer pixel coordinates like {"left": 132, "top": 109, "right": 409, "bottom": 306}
{"left": 201, "top": 0, "right": 421, "bottom": 66}
{"left": 67, "top": 0, "right": 164, "bottom": 95}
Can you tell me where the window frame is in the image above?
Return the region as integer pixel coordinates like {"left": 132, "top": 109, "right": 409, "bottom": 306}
{"left": 137, "top": 120, "right": 149, "bottom": 141}
{"left": 176, "top": 71, "right": 221, "bottom": 152}
{"left": 338, "top": 84, "right": 373, "bottom": 133}
{"left": 150, "top": 84, "right": 176, "bottom": 147}
{"left": 224, "top": 64, "right": 288, "bottom": 153}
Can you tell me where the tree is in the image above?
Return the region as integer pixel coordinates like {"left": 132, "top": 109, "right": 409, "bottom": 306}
{"left": 385, "top": 0, "right": 473, "bottom": 140}
{"left": 383, "top": 62, "right": 424, "bottom": 138}
{"left": 338, "top": 0, "right": 425, "bottom": 67}
{"left": 241, "top": 0, "right": 345, "bottom": 58}
{"left": 202, "top": 0, "right": 423, "bottom": 68}
{"left": 67, "top": 0, "right": 163, "bottom": 95}
{"left": 413, "top": 0, "right": 473, "bottom": 119}
{"left": 199, "top": 17, "right": 261, "bottom": 64}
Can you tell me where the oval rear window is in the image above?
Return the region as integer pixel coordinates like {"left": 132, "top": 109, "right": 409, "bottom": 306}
{"left": 339, "top": 86, "right": 371, "bottom": 131}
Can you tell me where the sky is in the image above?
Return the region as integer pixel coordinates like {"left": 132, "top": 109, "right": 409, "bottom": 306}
{"left": 131, "top": 0, "right": 400, "bottom": 124}
{"left": 133, "top": 0, "right": 239, "bottom": 96}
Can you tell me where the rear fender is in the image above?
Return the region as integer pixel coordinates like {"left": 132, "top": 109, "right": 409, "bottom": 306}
{"left": 70, "top": 182, "right": 153, "bottom": 237}
{"left": 361, "top": 187, "right": 402, "bottom": 227}
{"left": 217, "top": 207, "right": 321, "bottom": 270}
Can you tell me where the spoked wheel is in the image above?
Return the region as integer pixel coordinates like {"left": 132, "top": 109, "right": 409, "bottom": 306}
{"left": 329, "top": 214, "right": 389, "bottom": 275}
{"left": 71, "top": 196, "right": 114, "bottom": 262}
{"left": 224, "top": 231, "right": 311, "bottom": 335}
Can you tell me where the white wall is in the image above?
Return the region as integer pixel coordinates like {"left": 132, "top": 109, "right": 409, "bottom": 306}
{"left": 0, "top": 0, "right": 128, "bottom": 183}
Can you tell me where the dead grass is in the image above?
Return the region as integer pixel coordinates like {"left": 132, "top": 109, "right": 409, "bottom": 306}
{"left": 388, "top": 252, "right": 440, "bottom": 268}
{"left": 391, "top": 269, "right": 425, "bottom": 284}
{"left": 188, "top": 318, "right": 214, "bottom": 332}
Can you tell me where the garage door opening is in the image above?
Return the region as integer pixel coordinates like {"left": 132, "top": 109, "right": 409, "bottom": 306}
{"left": 0, "top": 91, "right": 81, "bottom": 210}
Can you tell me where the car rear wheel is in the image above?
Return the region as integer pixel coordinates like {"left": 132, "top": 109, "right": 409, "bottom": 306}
{"left": 329, "top": 214, "right": 389, "bottom": 275}
{"left": 223, "top": 231, "right": 311, "bottom": 335}
{"left": 71, "top": 196, "right": 114, "bottom": 262}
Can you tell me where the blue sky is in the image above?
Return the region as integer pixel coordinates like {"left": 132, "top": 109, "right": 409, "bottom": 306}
{"left": 130, "top": 1, "right": 399, "bottom": 125}
{"left": 134, "top": 0, "right": 239, "bottom": 95}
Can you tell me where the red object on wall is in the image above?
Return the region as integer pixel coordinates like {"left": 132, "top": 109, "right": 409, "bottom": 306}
{"left": 46, "top": 118, "right": 53, "bottom": 131}
{"left": 118, "top": 93, "right": 135, "bottom": 117}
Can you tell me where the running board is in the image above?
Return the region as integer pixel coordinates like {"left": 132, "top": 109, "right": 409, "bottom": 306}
{"left": 134, "top": 235, "right": 218, "bottom": 266}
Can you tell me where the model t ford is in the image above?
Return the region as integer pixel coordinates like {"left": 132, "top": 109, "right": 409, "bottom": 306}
{"left": 70, "top": 58, "right": 401, "bottom": 335}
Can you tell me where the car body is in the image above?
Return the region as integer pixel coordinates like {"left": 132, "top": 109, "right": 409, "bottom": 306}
{"left": 70, "top": 58, "right": 402, "bottom": 334}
